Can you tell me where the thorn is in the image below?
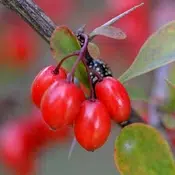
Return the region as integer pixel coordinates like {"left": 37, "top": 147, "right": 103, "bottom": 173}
{"left": 68, "top": 137, "right": 77, "bottom": 160}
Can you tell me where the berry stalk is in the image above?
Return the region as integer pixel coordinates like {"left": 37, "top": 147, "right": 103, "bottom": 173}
{"left": 67, "top": 33, "right": 89, "bottom": 82}
{"left": 1, "top": 0, "right": 145, "bottom": 128}
{"left": 82, "top": 59, "right": 96, "bottom": 100}
{"left": 53, "top": 51, "right": 80, "bottom": 74}
{"left": 82, "top": 58, "right": 103, "bottom": 100}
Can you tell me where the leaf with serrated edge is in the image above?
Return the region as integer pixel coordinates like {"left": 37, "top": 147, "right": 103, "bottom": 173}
{"left": 114, "top": 123, "right": 175, "bottom": 175}
{"left": 50, "top": 25, "right": 89, "bottom": 87}
{"left": 119, "top": 21, "right": 175, "bottom": 83}
{"left": 90, "top": 26, "right": 126, "bottom": 40}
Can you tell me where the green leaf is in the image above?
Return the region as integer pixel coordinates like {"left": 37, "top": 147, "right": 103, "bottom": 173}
{"left": 119, "top": 21, "right": 175, "bottom": 83}
{"left": 89, "top": 26, "right": 126, "bottom": 40}
{"left": 88, "top": 42, "right": 100, "bottom": 59}
{"left": 125, "top": 86, "right": 149, "bottom": 102}
{"left": 50, "top": 25, "right": 89, "bottom": 87}
{"left": 114, "top": 123, "right": 175, "bottom": 175}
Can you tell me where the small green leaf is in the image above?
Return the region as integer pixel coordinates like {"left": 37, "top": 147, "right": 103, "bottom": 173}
{"left": 90, "top": 26, "right": 126, "bottom": 40}
{"left": 50, "top": 25, "right": 89, "bottom": 87}
{"left": 114, "top": 123, "right": 175, "bottom": 175}
{"left": 125, "top": 86, "right": 149, "bottom": 102}
{"left": 88, "top": 42, "right": 100, "bottom": 59}
{"left": 119, "top": 21, "right": 175, "bottom": 83}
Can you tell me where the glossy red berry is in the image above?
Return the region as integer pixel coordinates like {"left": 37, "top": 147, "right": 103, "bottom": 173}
{"left": 74, "top": 99, "right": 111, "bottom": 151}
{"left": 95, "top": 77, "right": 131, "bottom": 123}
{"left": 41, "top": 81, "right": 85, "bottom": 130}
{"left": 31, "top": 65, "right": 67, "bottom": 108}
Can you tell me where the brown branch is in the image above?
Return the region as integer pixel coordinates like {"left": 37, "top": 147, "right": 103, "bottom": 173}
{"left": 0, "top": 0, "right": 56, "bottom": 43}
{"left": 0, "top": 0, "right": 144, "bottom": 127}
{"left": 120, "top": 108, "right": 144, "bottom": 128}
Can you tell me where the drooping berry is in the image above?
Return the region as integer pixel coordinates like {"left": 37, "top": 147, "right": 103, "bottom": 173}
{"left": 74, "top": 99, "right": 111, "bottom": 151}
{"left": 95, "top": 77, "right": 131, "bottom": 123}
{"left": 31, "top": 65, "right": 67, "bottom": 108}
{"left": 41, "top": 81, "right": 85, "bottom": 130}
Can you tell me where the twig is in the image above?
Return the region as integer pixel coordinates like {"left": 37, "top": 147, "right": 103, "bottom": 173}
{"left": 148, "top": 66, "right": 169, "bottom": 126}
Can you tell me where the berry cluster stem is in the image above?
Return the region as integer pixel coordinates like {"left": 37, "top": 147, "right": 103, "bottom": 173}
{"left": 67, "top": 33, "right": 89, "bottom": 82}
{"left": 89, "top": 68, "right": 103, "bottom": 82}
{"left": 82, "top": 59, "right": 95, "bottom": 100}
{"left": 53, "top": 51, "right": 80, "bottom": 75}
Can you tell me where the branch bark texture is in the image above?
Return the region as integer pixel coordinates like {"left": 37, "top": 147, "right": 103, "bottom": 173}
{"left": 0, "top": 0, "right": 56, "bottom": 43}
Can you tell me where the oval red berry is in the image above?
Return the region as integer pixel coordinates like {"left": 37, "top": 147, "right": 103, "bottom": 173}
{"left": 31, "top": 65, "right": 67, "bottom": 108}
{"left": 41, "top": 81, "right": 85, "bottom": 130}
{"left": 95, "top": 77, "right": 131, "bottom": 123}
{"left": 74, "top": 99, "right": 111, "bottom": 151}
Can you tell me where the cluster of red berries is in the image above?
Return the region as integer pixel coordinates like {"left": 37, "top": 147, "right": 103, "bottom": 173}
{"left": 31, "top": 33, "right": 131, "bottom": 151}
{"left": 31, "top": 65, "right": 131, "bottom": 151}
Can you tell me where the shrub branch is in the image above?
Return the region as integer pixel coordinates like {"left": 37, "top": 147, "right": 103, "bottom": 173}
{"left": 0, "top": 0, "right": 144, "bottom": 126}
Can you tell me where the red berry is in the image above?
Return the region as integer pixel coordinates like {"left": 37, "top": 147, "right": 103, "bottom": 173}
{"left": 0, "top": 121, "right": 36, "bottom": 175}
{"left": 23, "top": 109, "right": 71, "bottom": 148}
{"left": 74, "top": 99, "right": 111, "bottom": 151}
{"left": 95, "top": 77, "right": 131, "bottom": 123}
{"left": 2, "top": 26, "right": 39, "bottom": 67}
{"left": 31, "top": 65, "right": 67, "bottom": 108}
{"left": 41, "top": 81, "right": 85, "bottom": 130}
